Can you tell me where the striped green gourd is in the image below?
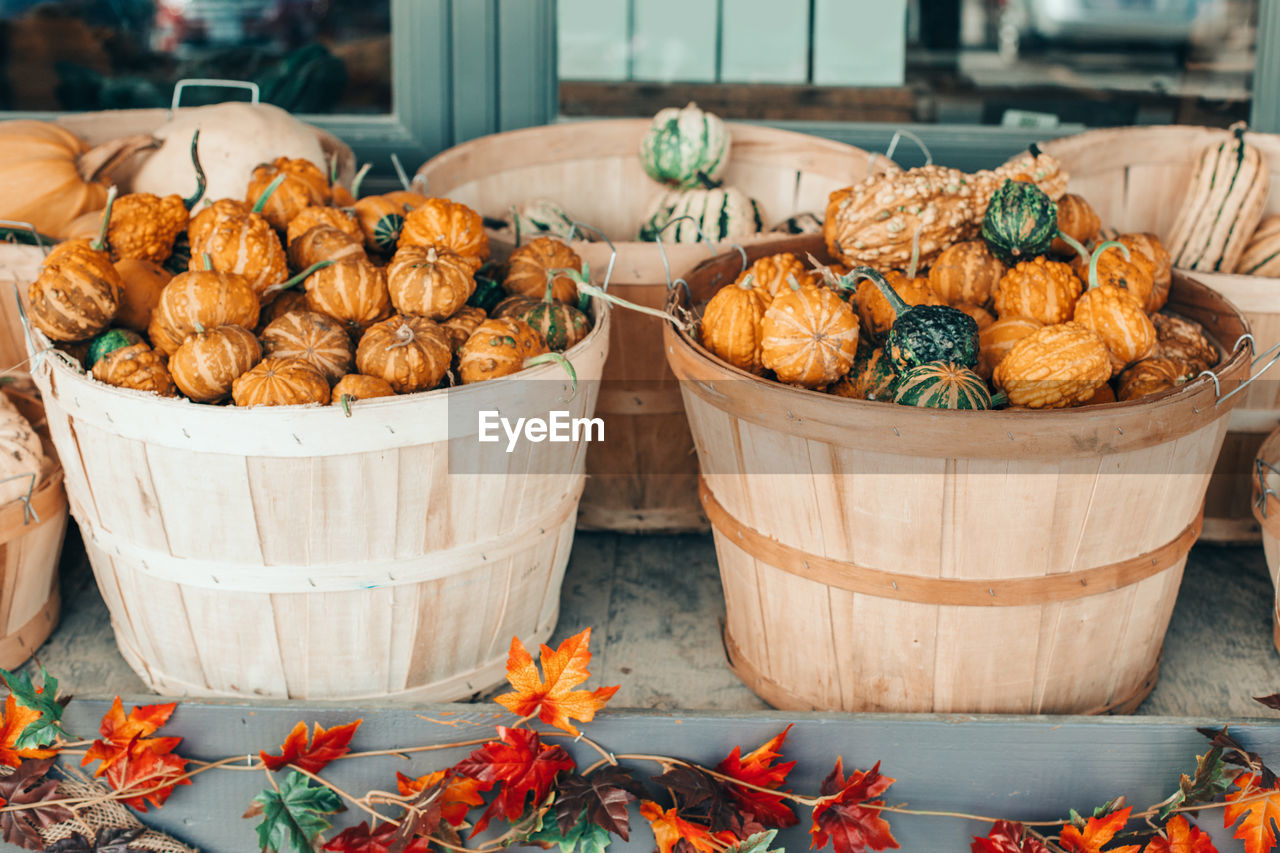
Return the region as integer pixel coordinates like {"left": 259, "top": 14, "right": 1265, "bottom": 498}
{"left": 848, "top": 267, "right": 978, "bottom": 373}
{"left": 892, "top": 362, "right": 993, "bottom": 410}
{"left": 981, "top": 179, "right": 1058, "bottom": 266}
{"left": 638, "top": 184, "right": 764, "bottom": 244}
{"left": 508, "top": 198, "right": 579, "bottom": 242}
{"left": 496, "top": 267, "right": 592, "bottom": 352}
{"left": 639, "top": 102, "right": 730, "bottom": 190}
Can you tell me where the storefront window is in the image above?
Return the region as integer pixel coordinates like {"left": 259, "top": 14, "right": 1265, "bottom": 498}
{"left": 0, "top": 0, "right": 391, "bottom": 114}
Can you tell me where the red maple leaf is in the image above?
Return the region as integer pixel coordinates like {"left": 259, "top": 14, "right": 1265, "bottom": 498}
{"left": 0, "top": 696, "right": 56, "bottom": 768}
{"left": 1059, "top": 807, "right": 1141, "bottom": 853}
{"left": 972, "top": 820, "right": 1050, "bottom": 853}
{"left": 715, "top": 725, "right": 798, "bottom": 828}
{"left": 1143, "top": 816, "right": 1219, "bottom": 853}
{"left": 640, "top": 800, "right": 738, "bottom": 853}
{"left": 322, "top": 821, "right": 431, "bottom": 853}
{"left": 260, "top": 719, "right": 362, "bottom": 775}
{"left": 1225, "top": 774, "right": 1280, "bottom": 853}
{"left": 80, "top": 697, "right": 188, "bottom": 811}
{"left": 396, "top": 770, "right": 486, "bottom": 827}
{"left": 809, "top": 759, "right": 898, "bottom": 853}
{"left": 452, "top": 726, "right": 575, "bottom": 835}
{"left": 494, "top": 629, "right": 619, "bottom": 736}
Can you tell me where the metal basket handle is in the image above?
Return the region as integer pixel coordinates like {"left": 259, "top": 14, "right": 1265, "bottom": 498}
{"left": 566, "top": 222, "right": 617, "bottom": 292}
{"left": 0, "top": 221, "right": 49, "bottom": 256}
{"left": 171, "top": 78, "right": 260, "bottom": 114}
{"left": 654, "top": 215, "right": 718, "bottom": 292}
{"left": 1197, "top": 334, "right": 1280, "bottom": 405}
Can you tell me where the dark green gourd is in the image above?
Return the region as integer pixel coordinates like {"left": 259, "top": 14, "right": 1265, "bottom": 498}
{"left": 892, "top": 362, "right": 993, "bottom": 410}
{"left": 981, "top": 179, "right": 1059, "bottom": 266}
{"left": 849, "top": 267, "right": 978, "bottom": 373}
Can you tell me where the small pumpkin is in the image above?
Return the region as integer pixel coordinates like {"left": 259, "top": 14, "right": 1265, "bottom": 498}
{"left": 232, "top": 356, "right": 331, "bottom": 407}
{"left": 245, "top": 157, "right": 332, "bottom": 231}
{"left": 105, "top": 132, "right": 203, "bottom": 263}
{"left": 170, "top": 324, "right": 263, "bottom": 402}
{"left": 1116, "top": 357, "right": 1193, "bottom": 402}
{"left": 386, "top": 245, "right": 477, "bottom": 320}
{"left": 1071, "top": 241, "right": 1157, "bottom": 376}
{"left": 638, "top": 102, "right": 729, "bottom": 190}
{"left": 700, "top": 275, "right": 767, "bottom": 374}
{"left": 928, "top": 240, "right": 1005, "bottom": 308}
{"left": 458, "top": 317, "right": 549, "bottom": 385}
{"left": 439, "top": 305, "right": 489, "bottom": 352}
{"left": 287, "top": 224, "right": 366, "bottom": 271}
{"left": 892, "top": 363, "right": 993, "bottom": 410}
{"left": 356, "top": 314, "right": 453, "bottom": 393}
{"left": 828, "top": 344, "right": 897, "bottom": 401}
{"left": 353, "top": 195, "right": 408, "bottom": 255}
{"left": 286, "top": 205, "right": 362, "bottom": 245}
{"left": 977, "top": 316, "right": 1043, "bottom": 380}
{"left": 504, "top": 237, "right": 582, "bottom": 304}
{"left": 1151, "top": 312, "right": 1219, "bottom": 374}
{"left": 397, "top": 198, "right": 489, "bottom": 264}
{"left": 852, "top": 268, "right": 979, "bottom": 374}
{"left": 992, "top": 321, "right": 1111, "bottom": 409}
{"left": 981, "top": 179, "right": 1058, "bottom": 266}
{"left": 1117, "top": 232, "right": 1172, "bottom": 313}
{"left": 992, "top": 256, "right": 1082, "bottom": 325}
{"left": 256, "top": 289, "right": 309, "bottom": 332}
{"left": 1072, "top": 236, "right": 1155, "bottom": 310}
{"left": 738, "top": 253, "right": 816, "bottom": 307}
{"left": 27, "top": 189, "right": 123, "bottom": 342}
{"left": 332, "top": 374, "right": 396, "bottom": 406}
{"left": 187, "top": 198, "right": 251, "bottom": 248}
{"left": 192, "top": 209, "right": 288, "bottom": 299}
{"left": 261, "top": 310, "right": 354, "bottom": 383}
{"left": 91, "top": 341, "right": 176, "bottom": 396}
{"left": 1050, "top": 194, "right": 1100, "bottom": 256}
{"left": 86, "top": 328, "right": 143, "bottom": 369}
{"left": 112, "top": 258, "right": 172, "bottom": 333}
{"left": 303, "top": 258, "right": 393, "bottom": 336}
{"left": 148, "top": 264, "right": 260, "bottom": 355}
{"left": 759, "top": 279, "right": 859, "bottom": 388}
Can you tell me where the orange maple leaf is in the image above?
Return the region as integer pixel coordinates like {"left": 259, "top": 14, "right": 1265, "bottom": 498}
{"left": 396, "top": 769, "right": 486, "bottom": 826}
{"left": 716, "top": 725, "right": 798, "bottom": 828}
{"left": 493, "top": 628, "right": 619, "bottom": 736}
{"left": 0, "top": 696, "right": 56, "bottom": 768}
{"left": 1059, "top": 807, "right": 1141, "bottom": 853}
{"left": 640, "top": 800, "right": 737, "bottom": 853}
{"left": 1143, "top": 816, "right": 1218, "bottom": 853}
{"left": 260, "top": 719, "right": 362, "bottom": 775}
{"left": 1225, "top": 774, "right": 1280, "bottom": 853}
{"left": 80, "top": 697, "right": 188, "bottom": 811}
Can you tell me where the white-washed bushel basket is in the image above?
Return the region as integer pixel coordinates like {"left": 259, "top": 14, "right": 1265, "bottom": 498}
{"left": 22, "top": 299, "right": 610, "bottom": 701}
{"left": 1043, "top": 125, "right": 1280, "bottom": 544}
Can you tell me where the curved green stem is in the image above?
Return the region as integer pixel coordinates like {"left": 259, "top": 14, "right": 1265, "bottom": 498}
{"left": 340, "top": 394, "right": 354, "bottom": 417}
{"left": 738, "top": 273, "right": 757, "bottom": 291}
{"left": 390, "top": 152, "right": 412, "bottom": 192}
{"left": 905, "top": 228, "right": 922, "bottom": 280}
{"left": 850, "top": 266, "right": 910, "bottom": 316}
{"left": 1055, "top": 231, "right": 1090, "bottom": 265}
{"left": 263, "top": 259, "right": 334, "bottom": 295}
{"left": 182, "top": 130, "right": 206, "bottom": 210}
{"left": 1086, "top": 240, "right": 1131, "bottom": 291}
{"left": 523, "top": 352, "right": 578, "bottom": 401}
{"left": 575, "top": 279, "right": 693, "bottom": 332}
{"left": 91, "top": 186, "right": 118, "bottom": 253}
{"left": 251, "top": 172, "right": 288, "bottom": 214}
{"left": 350, "top": 162, "right": 372, "bottom": 200}
{"left": 201, "top": 252, "right": 213, "bottom": 271}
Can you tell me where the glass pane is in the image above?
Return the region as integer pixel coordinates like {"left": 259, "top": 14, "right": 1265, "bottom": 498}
{"left": 558, "top": 0, "right": 1258, "bottom": 130}
{"left": 0, "top": 0, "right": 391, "bottom": 114}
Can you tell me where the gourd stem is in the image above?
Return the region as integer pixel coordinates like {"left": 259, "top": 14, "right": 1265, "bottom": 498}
{"left": 1086, "top": 240, "right": 1131, "bottom": 291}
{"left": 390, "top": 153, "right": 412, "bottom": 192}
{"left": 905, "top": 228, "right": 922, "bottom": 280}
{"left": 523, "top": 352, "right": 578, "bottom": 401}
{"left": 575, "top": 280, "right": 693, "bottom": 332}
{"left": 201, "top": 252, "right": 213, "bottom": 271}
{"left": 1056, "top": 231, "right": 1090, "bottom": 265}
{"left": 850, "top": 266, "right": 911, "bottom": 317}
{"left": 340, "top": 394, "right": 354, "bottom": 417}
{"left": 350, "top": 163, "right": 372, "bottom": 200}
{"left": 91, "top": 186, "right": 118, "bottom": 253}
{"left": 264, "top": 260, "right": 335, "bottom": 295}
{"left": 991, "top": 391, "right": 1008, "bottom": 408}
{"left": 251, "top": 173, "right": 288, "bottom": 215}
{"left": 182, "top": 130, "right": 207, "bottom": 210}
{"left": 786, "top": 273, "right": 801, "bottom": 292}
{"left": 737, "top": 273, "right": 756, "bottom": 291}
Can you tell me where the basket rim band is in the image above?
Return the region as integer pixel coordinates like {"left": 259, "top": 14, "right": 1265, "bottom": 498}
{"left": 699, "top": 477, "right": 1200, "bottom": 607}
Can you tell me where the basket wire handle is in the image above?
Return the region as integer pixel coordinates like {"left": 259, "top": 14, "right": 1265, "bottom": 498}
{"left": 884, "top": 129, "right": 934, "bottom": 166}
{"left": 1256, "top": 457, "right": 1280, "bottom": 518}
{"left": 654, "top": 215, "right": 718, "bottom": 293}
{"left": 0, "top": 472, "right": 40, "bottom": 526}
{"left": 566, "top": 222, "right": 617, "bottom": 293}
{"left": 1198, "top": 334, "right": 1280, "bottom": 405}
{"left": 170, "top": 78, "right": 260, "bottom": 114}
{"left": 0, "top": 221, "right": 49, "bottom": 256}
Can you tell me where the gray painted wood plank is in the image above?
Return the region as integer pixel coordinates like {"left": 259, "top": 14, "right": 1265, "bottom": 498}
{"left": 451, "top": 0, "right": 499, "bottom": 144}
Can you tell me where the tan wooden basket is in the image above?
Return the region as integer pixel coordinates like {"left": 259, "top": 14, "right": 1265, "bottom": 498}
{"left": 666, "top": 235, "right": 1254, "bottom": 715}
{"left": 419, "top": 120, "right": 883, "bottom": 532}
{"left": 22, "top": 299, "right": 610, "bottom": 701}
{"left": 1043, "top": 125, "right": 1280, "bottom": 545}
{"left": 1251, "top": 428, "right": 1280, "bottom": 653}
{"left": 0, "top": 387, "right": 68, "bottom": 669}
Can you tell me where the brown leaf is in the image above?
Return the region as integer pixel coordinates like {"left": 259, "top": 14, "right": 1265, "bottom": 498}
{"left": 0, "top": 757, "right": 74, "bottom": 850}
{"left": 1256, "top": 694, "right": 1280, "bottom": 712}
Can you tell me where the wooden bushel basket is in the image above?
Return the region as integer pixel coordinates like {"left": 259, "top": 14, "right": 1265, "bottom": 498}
{"left": 1251, "top": 428, "right": 1280, "bottom": 653}
{"left": 22, "top": 300, "right": 610, "bottom": 702}
{"left": 420, "top": 121, "right": 884, "bottom": 532}
{"left": 1043, "top": 125, "right": 1280, "bottom": 545}
{"left": 666, "top": 235, "right": 1256, "bottom": 714}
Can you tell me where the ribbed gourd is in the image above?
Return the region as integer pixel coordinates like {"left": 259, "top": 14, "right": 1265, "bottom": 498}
{"left": 759, "top": 279, "right": 859, "bottom": 388}
{"left": 981, "top": 179, "right": 1059, "bottom": 266}
{"left": 1071, "top": 242, "right": 1156, "bottom": 376}
{"left": 992, "top": 321, "right": 1111, "bottom": 409}
{"left": 639, "top": 184, "right": 764, "bottom": 244}
{"left": 851, "top": 268, "right": 978, "bottom": 374}
{"left": 992, "top": 257, "right": 1082, "bottom": 326}
{"left": 638, "top": 102, "right": 730, "bottom": 190}
{"left": 1050, "top": 194, "right": 1100, "bottom": 256}
{"left": 1117, "top": 357, "right": 1192, "bottom": 402}
{"left": 701, "top": 274, "right": 768, "bottom": 374}
{"left": 1237, "top": 214, "right": 1280, "bottom": 276}
{"left": 976, "top": 316, "right": 1043, "bottom": 380}
{"left": 928, "top": 240, "right": 1005, "bottom": 308}
{"left": 739, "top": 253, "right": 816, "bottom": 306}
{"left": 892, "top": 363, "right": 993, "bottom": 410}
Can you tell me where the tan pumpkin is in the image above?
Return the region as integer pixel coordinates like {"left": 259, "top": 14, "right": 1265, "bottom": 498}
{"left": 1050, "top": 194, "right": 1100, "bottom": 255}
{"left": 261, "top": 310, "right": 353, "bottom": 383}
{"left": 232, "top": 356, "right": 331, "bottom": 407}
{"left": 397, "top": 198, "right": 489, "bottom": 264}
{"left": 27, "top": 195, "right": 123, "bottom": 342}
{"left": 992, "top": 257, "right": 1082, "bottom": 325}
{"left": 1238, "top": 214, "right": 1280, "bottom": 276}
{"left": 976, "top": 316, "right": 1042, "bottom": 380}
{"left": 1071, "top": 242, "right": 1156, "bottom": 376}
{"left": 356, "top": 315, "right": 453, "bottom": 393}
{"left": 332, "top": 373, "right": 396, "bottom": 405}
{"left": 992, "top": 321, "right": 1111, "bottom": 409}
{"left": 700, "top": 275, "right": 768, "bottom": 374}
{"left": 1072, "top": 240, "right": 1155, "bottom": 310}
{"left": 191, "top": 212, "right": 288, "bottom": 298}
{"left": 504, "top": 237, "right": 582, "bottom": 304}
{"left": 1117, "top": 232, "right": 1172, "bottom": 313}
{"left": 386, "top": 245, "right": 477, "bottom": 320}
{"left": 760, "top": 282, "right": 859, "bottom": 388}
{"left": 857, "top": 269, "right": 941, "bottom": 338}
{"left": 91, "top": 342, "right": 177, "bottom": 397}
{"left": 303, "top": 258, "right": 393, "bottom": 336}
{"left": 112, "top": 258, "right": 172, "bottom": 333}
{"left": 1152, "top": 312, "right": 1219, "bottom": 374}
{"left": 245, "top": 157, "right": 332, "bottom": 231}
{"left": 256, "top": 289, "right": 309, "bottom": 332}
{"left": 286, "top": 205, "right": 362, "bottom": 245}
{"left": 458, "top": 317, "right": 549, "bottom": 385}
{"left": 738, "top": 253, "right": 816, "bottom": 306}
{"left": 439, "top": 305, "right": 488, "bottom": 352}
{"left": 170, "top": 324, "right": 263, "bottom": 402}
{"left": 0, "top": 120, "right": 113, "bottom": 239}
{"left": 188, "top": 199, "right": 251, "bottom": 248}
{"left": 148, "top": 268, "right": 260, "bottom": 355}
{"left": 1116, "top": 357, "right": 1193, "bottom": 402}
{"left": 287, "top": 225, "right": 366, "bottom": 270}
{"left": 928, "top": 240, "right": 1005, "bottom": 308}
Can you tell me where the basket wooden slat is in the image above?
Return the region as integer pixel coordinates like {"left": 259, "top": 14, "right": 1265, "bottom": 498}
{"left": 420, "top": 120, "right": 883, "bottom": 532}
{"left": 667, "top": 235, "right": 1249, "bottom": 714}
{"left": 1043, "top": 125, "right": 1280, "bottom": 544}
{"left": 1252, "top": 428, "right": 1280, "bottom": 653}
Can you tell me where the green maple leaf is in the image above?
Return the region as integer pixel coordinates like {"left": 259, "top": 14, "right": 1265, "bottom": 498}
{"left": 527, "top": 811, "right": 611, "bottom": 853}
{"left": 726, "top": 830, "right": 784, "bottom": 853}
{"left": 0, "top": 666, "right": 71, "bottom": 748}
{"left": 248, "top": 771, "right": 342, "bottom": 853}
{"left": 1155, "top": 746, "right": 1235, "bottom": 821}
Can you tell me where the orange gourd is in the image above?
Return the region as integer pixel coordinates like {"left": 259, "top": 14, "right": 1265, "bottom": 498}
{"left": 397, "top": 197, "right": 489, "bottom": 264}
{"left": 1116, "top": 357, "right": 1192, "bottom": 402}
{"left": 457, "top": 317, "right": 549, "bottom": 385}
{"left": 760, "top": 280, "right": 859, "bottom": 388}
{"left": 976, "top": 315, "right": 1042, "bottom": 380}
{"left": 1071, "top": 241, "right": 1156, "bottom": 376}
{"left": 992, "top": 256, "right": 1082, "bottom": 325}
{"left": 245, "top": 157, "right": 332, "bottom": 231}
{"left": 738, "top": 253, "right": 816, "bottom": 306}
{"left": 287, "top": 224, "right": 366, "bottom": 271}
{"left": 504, "top": 237, "right": 582, "bottom": 304}
{"left": 1117, "top": 232, "right": 1172, "bottom": 313}
{"left": 356, "top": 315, "right": 453, "bottom": 393}
{"left": 112, "top": 258, "right": 172, "bottom": 333}
{"left": 91, "top": 342, "right": 177, "bottom": 396}
{"left": 286, "top": 206, "right": 362, "bottom": 245}
{"left": 148, "top": 264, "right": 260, "bottom": 355}
{"left": 992, "top": 321, "right": 1111, "bottom": 409}
{"left": 1050, "top": 194, "right": 1100, "bottom": 255}
{"left": 27, "top": 191, "right": 123, "bottom": 342}
{"left": 439, "top": 305, "right": 489, "bottom": 352}
{"left": 303, "top": 258, "right": 393, "bottom": 336}
{"left": 386, "top": 245, "right": 477, "bottom": 320}
{"left": 192, "top": 211, "right": 288, "bottom": 299}
{"left": 169, "top": 324, "right": 262, "bottom": 402}
{"left": 857, "top": 270, "right": 941, "bottom": 338}
{"left": 332, "top": 374, "right": 396, "bottom": 406}
{"left": 700, "top": 274, "right": 767, "bottom": 374}
{"left": 927, "top": 240, "right": 1005, "bottom": 308}
{"left": 261, "top": 310, "right": 353, "bottom": 383}
{"left": 232, "top": 356, "right": 331, "bottom": 407}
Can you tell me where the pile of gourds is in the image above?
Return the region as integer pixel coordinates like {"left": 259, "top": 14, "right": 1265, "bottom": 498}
{"left": 23, "top": 133, "right": 593, "bottom": 409}
{"left": 697, "top": 150, "right": 1221, "bottom": 410}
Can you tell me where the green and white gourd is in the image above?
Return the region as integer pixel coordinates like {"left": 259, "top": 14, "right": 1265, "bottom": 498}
{"left": 639, "top": 102, "right": 730, "bottom": 190}
{"left": 638, "top": 185, "right": 764, "bottom": 244}
{"left": 892, "top": 362, "right": 993, "bottom": 410}
{"left": 504, "top": 198, "right": 582, "bottom": 243}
